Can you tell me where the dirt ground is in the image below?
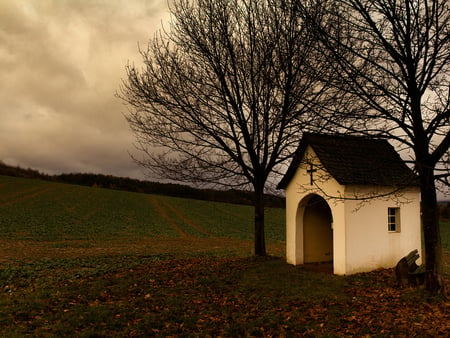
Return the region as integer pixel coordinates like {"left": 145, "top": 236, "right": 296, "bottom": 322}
{"left": 0, "top": 237, "right": 286, "bottom": 263}
{"left": 1, "top": 236, "right": 447, "bottom": 276}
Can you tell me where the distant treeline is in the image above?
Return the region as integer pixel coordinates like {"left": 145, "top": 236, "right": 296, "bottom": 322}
{"left": 0, "top": 161, "right": 284, "bottom": 208}
{"left": 0, "top": 161, "right": 47, "bottom": 180}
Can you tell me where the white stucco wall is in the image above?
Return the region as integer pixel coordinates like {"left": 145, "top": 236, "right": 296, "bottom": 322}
{"left": 284, "top": 145, "right": 422, "bottom": 275}
{"left": 343, "top": 185, "right": 422, "bottom": 274}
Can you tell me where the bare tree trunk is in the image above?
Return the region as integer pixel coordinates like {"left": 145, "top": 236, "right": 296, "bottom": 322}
{"left": 420, "top": 166, "right": 446, "bottom": 295}
{"left": 254, "top": 182, "right": 266, "bottom": 256}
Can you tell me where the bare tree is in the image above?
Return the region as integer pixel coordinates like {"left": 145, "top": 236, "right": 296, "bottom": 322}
{"left": 306, "top": 0, "right": 449, "bottom": 294}
{"left": 119, "top": 0, "right": 330, "bottom": 256}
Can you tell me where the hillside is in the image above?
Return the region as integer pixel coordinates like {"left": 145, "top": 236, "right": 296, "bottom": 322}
{"left": 0, "top": 175, "right": 286, "bottom": 245}
{"left": 0, "top": 161, "right": 284, "bottom": 208}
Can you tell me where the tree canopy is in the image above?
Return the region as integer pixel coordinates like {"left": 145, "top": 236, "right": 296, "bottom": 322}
{"left": 120, "top": 0, "right": 331, "bottom": 256}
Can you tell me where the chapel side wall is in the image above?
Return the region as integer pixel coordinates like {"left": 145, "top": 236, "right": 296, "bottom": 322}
{"left": 285, "top": 180, "right": 302, "bottom": 265}
{"left": 344, "top": 186, "right": 422, "bottom": 274}
{"left": 285, "top": 146, "right": 347, "bottom": 274}
{"left": 330, "top": 200, "right": 346, "bottom": 275}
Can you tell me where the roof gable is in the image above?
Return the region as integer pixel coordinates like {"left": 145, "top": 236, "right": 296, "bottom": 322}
{"left": 277, "top": 133, "right": 418, "bottom": 189}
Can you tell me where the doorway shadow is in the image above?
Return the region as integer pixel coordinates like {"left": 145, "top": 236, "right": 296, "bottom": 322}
{"left": 302, "top": 262, "right": 333, "bottom": 274}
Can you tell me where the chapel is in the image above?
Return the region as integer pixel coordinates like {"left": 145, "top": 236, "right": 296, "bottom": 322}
{"left": 277, "top": 133, "right": 422, "bottom": 275}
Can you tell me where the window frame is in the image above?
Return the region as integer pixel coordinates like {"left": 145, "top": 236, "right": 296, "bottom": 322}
{"left": 388, "top": 207, "right": 400, "bottom": 232}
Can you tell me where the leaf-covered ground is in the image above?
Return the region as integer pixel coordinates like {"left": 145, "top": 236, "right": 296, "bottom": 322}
{"left": 1, "top": 256, "right": 448, "bottom": 336}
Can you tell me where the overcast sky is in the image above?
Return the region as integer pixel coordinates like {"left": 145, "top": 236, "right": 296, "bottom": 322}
{"left": 0, "top": 0, "right": 169, "bottom": 179}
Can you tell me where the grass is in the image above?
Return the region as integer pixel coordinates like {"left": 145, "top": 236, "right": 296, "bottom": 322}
{"left": 441, "top": 219, "right": 450, "bottom": 250}
{"left": 441, "top": 219, "right": 450, "bottom": 275}
{"left": 0, "top": 175, "right": 448, "bottom": 336}
{"left": 1, "top": 255, "right": 448, "bottom": 336}
{"left": 0, "top": 175, "right": 285, "bottom": 242}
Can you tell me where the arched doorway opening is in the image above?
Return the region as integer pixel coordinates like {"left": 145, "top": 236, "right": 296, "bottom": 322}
{"left": 301, "top": 194, "right": 333, "bottom": 263}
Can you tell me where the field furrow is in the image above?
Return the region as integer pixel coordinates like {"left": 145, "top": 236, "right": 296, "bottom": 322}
{"left": 148, "top": 196, "right": 188, "bottom": 237}
{"left": 0, "top": 186, "right": 55, "bottom": 207}
{"left": 158, "top": 198, "right": 215, "bottom": 238}
{"left": 0, "top": 186, "right": 42, "bottom": 200}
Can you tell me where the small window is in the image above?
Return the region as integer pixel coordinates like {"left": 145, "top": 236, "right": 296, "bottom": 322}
{"left": 388, "top": 207, "right": 400, "bottom": 232}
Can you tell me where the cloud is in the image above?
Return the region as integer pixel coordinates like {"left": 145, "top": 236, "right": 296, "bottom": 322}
{"left": 0, "top": 0, "right": 169, "bottom": 179}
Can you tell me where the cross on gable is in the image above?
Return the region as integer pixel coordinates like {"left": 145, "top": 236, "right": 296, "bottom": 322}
{"left": 306, "top": 162, "right": 317, "bottom": 185}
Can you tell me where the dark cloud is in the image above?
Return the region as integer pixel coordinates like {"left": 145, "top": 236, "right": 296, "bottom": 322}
{"left": 0, "top": 0, "right": 169, "bottom": 179}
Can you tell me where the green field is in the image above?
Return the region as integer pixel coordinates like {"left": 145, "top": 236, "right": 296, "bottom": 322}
{"left": 0, "top": 175, "right": 448, "bottom": 336}
{"left": 0, "top": 175, "right": 285, "bottom": 242}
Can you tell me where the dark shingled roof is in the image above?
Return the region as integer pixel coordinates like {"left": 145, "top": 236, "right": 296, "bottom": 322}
{"left": 277, "top": 133, "right": 418, "bottom": 189}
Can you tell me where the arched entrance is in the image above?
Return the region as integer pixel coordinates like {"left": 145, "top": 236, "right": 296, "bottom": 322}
{"left": 300, "top": 194, "right": 333, "bottom": 263}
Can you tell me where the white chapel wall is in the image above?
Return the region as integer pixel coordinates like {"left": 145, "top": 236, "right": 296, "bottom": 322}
{"left": 343, "top": 185, "right": 422, "bottom": 274}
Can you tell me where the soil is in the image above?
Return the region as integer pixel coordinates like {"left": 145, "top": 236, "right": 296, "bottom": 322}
{"left": 0, "top": 236, "right": 285, "bottom": 263}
